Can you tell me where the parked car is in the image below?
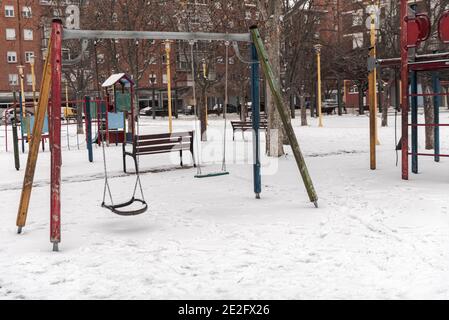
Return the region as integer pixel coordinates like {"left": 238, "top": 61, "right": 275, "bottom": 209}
{"left": 1, "top": 108, "right": 33, "bottom": 125}
{"left": 322, "top": 99, "right": 338, "bottom": 115}
{"left": 61, "top": 107, "right": 77, "bottom": 120}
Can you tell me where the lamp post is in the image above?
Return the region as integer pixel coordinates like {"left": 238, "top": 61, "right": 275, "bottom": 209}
{"left": 173, "top": 74, "right": 179, "bottom": 119}
{"left": 314, "top": 44, "right": 323, "bottom": 127}
{"left": 202, "top": 58, "right": 208, "bottom": 126}
{"left": 164, "top": 41, "right": 173, "bottom": 134}
{"left": 17, "top": 64, "right": 30, "bottom": 141}
{"left": 150, "top": 75, "right": 156, "bottom": 119}
{"left": 29, "top": 56, "right": 37, "bottom": 115}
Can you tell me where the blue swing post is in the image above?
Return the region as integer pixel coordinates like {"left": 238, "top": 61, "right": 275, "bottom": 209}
{"left": 411, "top": 71, "right": 418, "bottom": 174}
{"left": 251, "top": 43, "right": 262, "bottom": 199}
{"left": 432, "top": 72, "right": 440, "bottom": 163}
{"left": 85, "top": 96, "right": 93, "bottom": 163}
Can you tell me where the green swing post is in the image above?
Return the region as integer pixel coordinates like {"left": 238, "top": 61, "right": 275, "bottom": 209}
{"left": 250, "top": 26, "right": 319, "bottom": 207}
{"left": 12, "top": 91, "right": 20, "bottom": 171}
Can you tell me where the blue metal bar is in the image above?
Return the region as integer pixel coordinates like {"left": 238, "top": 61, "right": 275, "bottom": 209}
{"left": 411, "top": 71, "right": 418, "bottom": 174}
{"left": 85, "top": 96, "right": 93, "bottom": 163}
{"left": 251, "top": 44, "right": 261, "bottom": 199}
{"left": 432, "top": 72, "right": 440, "bottom": 162}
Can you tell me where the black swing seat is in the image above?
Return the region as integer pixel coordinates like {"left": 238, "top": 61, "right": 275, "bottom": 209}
{"left": 101, "top": 197, "right": 148, "bottom": 216}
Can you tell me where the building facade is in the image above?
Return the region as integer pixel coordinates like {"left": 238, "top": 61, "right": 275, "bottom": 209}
{"left": 0, "top": 0, "right": 46, "bottom": 107}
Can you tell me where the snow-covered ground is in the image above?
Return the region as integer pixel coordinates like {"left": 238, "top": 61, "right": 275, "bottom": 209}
{"left": 0, "top": 111, "right": 448, "bottom": 299}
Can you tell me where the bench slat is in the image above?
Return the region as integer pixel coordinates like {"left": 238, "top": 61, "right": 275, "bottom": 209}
{"left": 136, "top": 131, "right": 193, "bottom": 141}
{"left": 136, "top": 144, "right": 190, "bottom": 154}
{"left": 136, "top": 137, "right": 191, "bottom": 147}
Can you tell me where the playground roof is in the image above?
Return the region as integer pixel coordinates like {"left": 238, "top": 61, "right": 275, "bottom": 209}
{"left": 102, "top": 73, "right": 134, "bottom": 88}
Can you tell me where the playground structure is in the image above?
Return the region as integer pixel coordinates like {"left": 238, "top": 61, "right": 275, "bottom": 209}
{"left": 14, "top": 20, "right": 319, "bottom": 252}
{"left": 1, "top": 90, "right": 140, "bottom": 169}
{"left": 377, "top": 1, "right": 449, "bottom": 179}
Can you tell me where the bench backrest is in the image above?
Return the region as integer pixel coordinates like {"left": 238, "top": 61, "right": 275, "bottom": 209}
{"left": 133, "top": 131, "right": 194, "bottom": 155}
{"left": 231, "top": 121, "right": 268, "bottom": 129}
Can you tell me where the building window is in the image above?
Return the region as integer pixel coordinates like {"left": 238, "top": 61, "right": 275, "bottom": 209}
{"left": 6, "top": 28, "right": 16, "bottom": 40}
{"left": 162, "top": 74, "right": 168, "bottom": 84}
{"left": 25, "top": 52, "right": 34, "bottom": 63}
{"left": 352, "top": 32, "right": 364, "bottom": 49}
{"left": 26, "top": 74, "right": 33, "bottom": 86}
{"left": 9, "top": 74, "right": 19, "bottom": 86}
{"left": 97, "top": 53, "right": 105, "bottom": 64}
{"left": 5, "top": 5, "right": 14, "bottom": 17}
{"left": 24, "top": 29, "right": 33, "bottom": 41}
{"left": 22, "top": 6, "right": 32, "bottom": 18}
{"left": 352, "top": 9, "right": 363, "bottom": 26}
{"left": 7, "top": 51, "right": 17, "bottom": 63}
{"left": 149, "top": 74, "right": 157, "bottom": 85}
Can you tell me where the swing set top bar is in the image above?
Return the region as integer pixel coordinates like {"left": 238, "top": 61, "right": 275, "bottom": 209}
{"left": 63, "top": 29, "right": 252, "bottom": 43}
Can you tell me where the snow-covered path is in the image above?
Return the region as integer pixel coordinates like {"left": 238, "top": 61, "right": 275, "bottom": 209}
{"left": 1, "top": 113, "right": 448, "bottom": 299}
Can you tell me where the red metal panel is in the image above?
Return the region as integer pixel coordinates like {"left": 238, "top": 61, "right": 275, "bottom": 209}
{"left": 416, "top": 14, "right": 431, "bottom": 42}
{"left": 410, "top": 60, "right": 449, "bottom": 71}
{"left": 409, "top": 153, "right": 449, "bottom": 158}
{"left": 50, "top": 20, "right": 63, "bottom": 249}
{"left": 407, "top": 19, "right": 420, "bottom": 48}
{"left": 407, "top": 14, "right": 431, "bottom": 48}
{"left": 439, "top": 11, "right": 449, "bottom": 44}
{"left": 401, "top": 0, "right": 409, "bottom": 180}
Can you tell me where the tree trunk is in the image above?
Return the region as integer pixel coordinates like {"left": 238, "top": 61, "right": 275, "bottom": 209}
{"left": 199, "top": 90, "right": 207, "bottom": 141}
{"left": 290, "top": 94, "right": 296, "bottom": 119}
{"left": 381, "top": 74, "right": 393, "bottom": 127}
{"left": 358, "top": 84, "right": 364, "bottom": 115}
{"left": 424, "top": 85, "right": 434, "bottom": 150}
{"left": 76, "top": 92, "right": 84, "bottom": 134}
{"left": 265, "top": 0, "right": 285, "bottom": 157}
{"left": 381, "top": 89, "right": 389, "bottom": 127}
{"left": 300, "top": 95, "right": 307, "bottom": 126}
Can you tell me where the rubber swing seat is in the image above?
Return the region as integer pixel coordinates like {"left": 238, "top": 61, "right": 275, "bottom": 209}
{"left": 194, "top": 171, "right": 230, "bottom": 179}
{"left": 101, "top": 197, "right": 148, "bottom": 216}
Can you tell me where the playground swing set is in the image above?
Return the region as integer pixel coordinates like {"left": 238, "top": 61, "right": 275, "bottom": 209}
{"left": 376, "top": 0, "right": 449, "bottom": 179}
{"left": 15, "top": 19, "right": 319, "bottom": 252}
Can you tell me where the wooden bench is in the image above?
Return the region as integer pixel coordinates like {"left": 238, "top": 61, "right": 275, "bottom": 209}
{"left": 123, "top": 131, "right": 195, "bottom": 173}
{"left": 231, "top": 121, "right": 268, "bottom": 141}
{"left": 322, "top": 106, "right": 336, "bottom": 115}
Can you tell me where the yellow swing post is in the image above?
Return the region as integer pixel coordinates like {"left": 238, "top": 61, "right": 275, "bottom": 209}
{"left": 16, "top": 39, "right": 53, "bottom": 233}
{"left": 369, "top": 12, "right": 379, "bottom": 170}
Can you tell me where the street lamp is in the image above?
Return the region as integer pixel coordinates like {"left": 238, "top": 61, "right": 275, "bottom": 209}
{"left": 173, "top": 73, "right": 179, "bottom": 119}
{"left": 17, "top": 64, "right": 30, "bottom": 141}
{"left": 314, "top": 44, "right": 323, "bottom": 127}
{"left": 164, "top": 40, "right": 173, "bottom": 134}
{"left": 150, "top": 74, "right": 156, "bottom": 119}
{"left": 29, "top": 55, "right": 37, "bottom": 114}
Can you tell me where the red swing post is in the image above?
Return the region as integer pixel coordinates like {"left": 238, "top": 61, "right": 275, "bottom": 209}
{"left": 50, "top": 19, "right": 63, "bottom": 252}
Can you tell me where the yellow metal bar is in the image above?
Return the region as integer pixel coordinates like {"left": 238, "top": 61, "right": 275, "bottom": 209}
{"left": 16, "top": 38, "right": 53, "bottom": 232}
{"left": 369, "top": 13, "right": 377, "bottom": 170}
{"left": 18, "top": 65, "right": 30, "bottom": 141}
{"left": 372, "top": 14, "right": 380, "bottom": 146}
{"left": 315, "top": 45, "right": 323, "bottom": 127}
{"left": 165, "top": 41, "right": 173, "bottom": 134}
{"left": 30, "top": 59, "right": 37, "bottom": 115}
{"left": 65, "top": 82, "right": 69, "bottom": 116}
{"left": 203, "top": 60, "right": 208, "bottom": 126}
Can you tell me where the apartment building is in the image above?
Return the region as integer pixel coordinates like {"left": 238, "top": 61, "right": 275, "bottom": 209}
{"left": 0, "top": 0, "right": 47, "bottom": 107}
{"left": 0, "top": 0, "right": 260, "bottom": 111}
